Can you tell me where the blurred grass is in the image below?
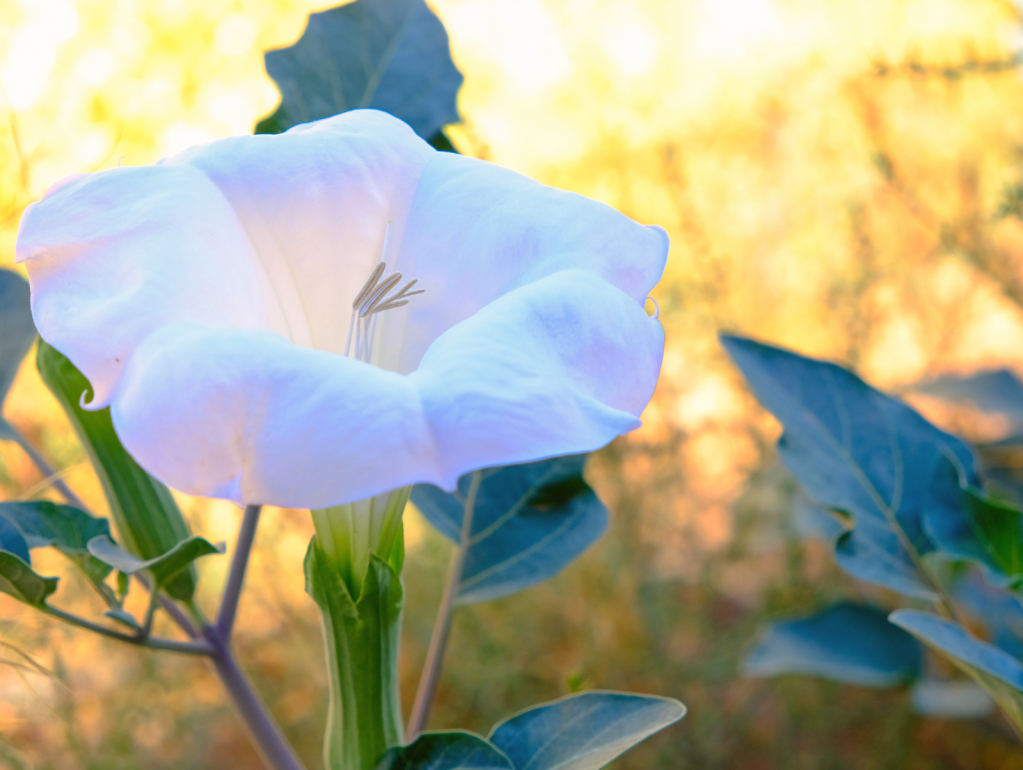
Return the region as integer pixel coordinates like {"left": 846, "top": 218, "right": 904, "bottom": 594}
{"left": 5, "top": 0, "right": 1023, "bottom": 767}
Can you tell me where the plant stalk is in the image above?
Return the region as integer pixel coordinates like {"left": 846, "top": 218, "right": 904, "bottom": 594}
{"left": 406, "top": 471, "right": 482, "bottom": 738}
{"left": 218, "top": 504, "right": 262, "bottom": 639}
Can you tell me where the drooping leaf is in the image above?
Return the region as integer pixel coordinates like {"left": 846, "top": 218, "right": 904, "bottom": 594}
{"left": 924, "top": 456, "right": 1023, "bottom": 588}
{"left": 36, "top": 341, "right": 199, "bottom": 600}
{"left": 742, "top": 602, "right": 922, "bottom": 687}
{"left": 257, "top": 0, "right": 463, "bottom": 142}
{"left": 488, "top": 692, "right": 685, "bottom": 770}
{"left": 0, "top": 501, "right": 114, "bottom": 590}
{"left": 915, "top": 369, "right": 1023, "bottom": 417}
{"left": 0, "top": 552, "right": 57, "bottom": 607}
{"left": 721, "top": 334, "right": 978, "bottom": 597}
{"left": 376, "top": 731, "right": 513, "bottom": 770}
{"left": 412, "top": 455, "right": 608, "bottom": 604}
{"left": 891, "top": 609, "right": 1023, "bottom": 729}
{"left": 87, "top": 535, "right": 222, "bottom": 588}
{"left": 0, "top": 269, "right": 36, "bottom": 408}
{"left": 910, "top": 678, "right": 994, "bottom": 718}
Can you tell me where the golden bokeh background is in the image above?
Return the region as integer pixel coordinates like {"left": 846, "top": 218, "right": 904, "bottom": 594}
{"left": 4, "top": 0, "right": 1023, "bottom": 767}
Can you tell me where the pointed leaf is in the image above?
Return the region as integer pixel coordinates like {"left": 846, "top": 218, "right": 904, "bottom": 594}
{"left": 953, "top": 571, "right": 1023, "bottom": 658}
{"left": 0, "top": 552, "right": 57, "bottom": 607}
{"left": 412, "top": 455, "right": 608, "bottom": 604}
{"left": 0, "top": 500, "right": 113, "bottom": 592}
{"left": 916, "top": 369, "right": 1023, "bottom": 417}
{"left": 376, "top": 732, "right": 513, "bottom": 770}
{"left": 721, "top": 335, "right": 978, "bottom": 597}
{"left": 257, "top": 0, "right": 463, "bottom": 141}
{"left": 489, "top": 692, "right": 685, "bottom": 770}
{"left": 0, "top": 269, "right": 36, "bottom": 407}
{"left": 742, "top": 602, "right": 922, "bottom": 687}
{"left": 37, "top": 342, "right": 198, "bottom": 600}
{"left": 891, "top": 609, "right": 1023, "bottom": 729}
{"left": 87, "top": 535, "right": 222, "bottom": 588}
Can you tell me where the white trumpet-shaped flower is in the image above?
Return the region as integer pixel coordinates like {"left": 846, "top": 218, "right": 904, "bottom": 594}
{"left": 16, "top": 110, "right": 667, "bottom": 512}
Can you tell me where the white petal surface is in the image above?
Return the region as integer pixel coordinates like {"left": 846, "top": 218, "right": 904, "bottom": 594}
{"left": 410, "top": 269, "right": 664, "bottom": 488}
{"left": 109, "top": 271, "right": 660, "bottom": 508}
{"left": 16, "top": 166, "right": 268, "bottom": 407}
{"left": 167, "top": 110, "right": 433, "bottom": 353}
{"left": 387, "top": 151, "right": 669, "bottom": 373}
{"left": 111, "top": 324, "right": 438, "bottom": 509}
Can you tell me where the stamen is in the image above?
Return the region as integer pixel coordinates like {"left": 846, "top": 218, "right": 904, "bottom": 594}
{"left": 361, "top": 273, "right": 403, "bottom": 317}
{"left": 352, "top": 262, "right": 386, "bottom": 310}
{"left": 344, "top": 248, "right": 426, "bottom": 364}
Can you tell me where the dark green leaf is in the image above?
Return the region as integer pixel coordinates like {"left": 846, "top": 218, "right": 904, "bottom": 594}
{"left": 257, "top": 0, "right": 463, "bottom": 139}
{"left": 743, "top": 602, "right": 922, "bottom": 687}
{"left": 891, "top": 609, "right": 1023, "bottom": 729}
{"left": 376, "top": 732, "right": 513, "bottom": 770}
{"left": 0, "top": 500, "right": 114, "bottom": 590}
{"left": 489, "top": 692, "right": 685, "bottom": 770}
{"left": 0, "top": 516, "right": 30, "bottom": 565}
{"left": 412, "top": 455, "right": 607, "bottom": 604}
{"left": 721, "top": 334, "right": 978, "bottom": 597}
{"left": 36, "top": 342, "right": 198, "bottom": 600}
{"left": 925, "top": 457, "right": 1023, "bottom": 587}
{"left": 0, "top": 269, "right": 36, "bottom": 407}
{"left": 834, "top": 524, "right": 937, "bottom": 600}
{"left": 87, "top": 535, "right": 222, "bottom": 588}
{"left": 0, "top": 551, "right": 57, "bottom": 607}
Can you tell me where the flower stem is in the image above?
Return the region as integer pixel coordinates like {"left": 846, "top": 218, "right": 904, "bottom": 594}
{"left": 406, "top": 471, "right": 482, "bottom": 738}
{"left": 203, "top": 627, "right": 308, "bottom": 770}
{"left": 218, "top": 504, "right": 262, "bottom": 639}
{"left": 9, "top": 426, "right": 88, "bottom": 510}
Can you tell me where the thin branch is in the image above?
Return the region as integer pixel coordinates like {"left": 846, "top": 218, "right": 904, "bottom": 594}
{"left": 406, "top": 471, "right": 482, "bottom": 739}
{"left": 202, "top": 628, "right": 308, "bottom": 770}
{"left": 217, "top": 504, "right": 262, "bottom": 640}
{"left": 42, "top": 605, "right": 213, "bottom": 656}
{"left": 8, "top": 428, "right": 88, "bottom": 510}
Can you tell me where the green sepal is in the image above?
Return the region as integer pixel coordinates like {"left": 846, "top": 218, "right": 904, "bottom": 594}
{"left": 0, "top": 551, "right": 58, "bottom": 607}
{"left": 87, "top": 535, "right": 223, "bottom": 588}
{"left": 36, "top": 341, "right": 198, "bottom": 600}
{"left": 305, "top": 539, "right": 404, "bottom": 770}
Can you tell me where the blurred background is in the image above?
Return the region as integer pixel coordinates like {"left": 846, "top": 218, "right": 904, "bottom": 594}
{"left": 4, "top": 0, "right": 1023, "bottom": 767}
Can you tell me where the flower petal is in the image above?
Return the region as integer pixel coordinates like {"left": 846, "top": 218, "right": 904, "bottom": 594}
{"left": 385, "top": 151, "right": 668, "bottom": 373}
{"left": 110, "top": 324, "right": 439, "bottom": 509}
{"left": 109, "top": 270, "right": 660, "bottom": 509}
{"left": 166, "top": 110, "right": 434, "bottom": 353}
{"left": 409, "top": 269, "right": 664, "bottom": 490}
{"left": 16, "top": 166, "right": 269, "bottom": 407}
